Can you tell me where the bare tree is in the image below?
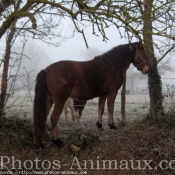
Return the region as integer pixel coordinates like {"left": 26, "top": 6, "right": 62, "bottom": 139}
{"left": 158, "top": 59, "right": 175, "bottom": 76}
{"left": 0, "top": 21, "right": 16, "bottom": 118}
{"left": 0, "top": 0, "right": 65, "bottom": 120}
{"left": 10, "top": 41, "right": 52, "bottom": 90}
{"left": 0, "top": 36, "right": 52, "bottom": 120}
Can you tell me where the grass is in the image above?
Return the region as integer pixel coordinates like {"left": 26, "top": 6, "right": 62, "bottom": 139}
{"left": 0, "top": 111, "right": 175, "bottom": 175}
{"left": 0, "top": 116, "right": 33, "bottom": 150}
{"left": 67, "top": 128, "right": 102, "bottom": 151}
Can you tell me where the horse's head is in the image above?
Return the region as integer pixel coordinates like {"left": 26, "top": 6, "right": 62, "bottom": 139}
{"left": 132, "top": 42, "right": 149, "bottom": 74}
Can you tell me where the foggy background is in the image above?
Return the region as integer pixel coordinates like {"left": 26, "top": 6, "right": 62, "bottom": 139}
{"left": 0, "top": 18, "right": 174, "bottom": 98}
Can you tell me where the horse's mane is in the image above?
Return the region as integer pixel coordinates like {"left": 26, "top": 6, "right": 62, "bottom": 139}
{"left": 94, "top": 42, "right": 139, "bottom": 69}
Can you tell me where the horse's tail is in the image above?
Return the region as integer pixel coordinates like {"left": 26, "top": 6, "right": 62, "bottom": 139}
{"left": 33, "top": 70, "right": 47, "bottom": 147}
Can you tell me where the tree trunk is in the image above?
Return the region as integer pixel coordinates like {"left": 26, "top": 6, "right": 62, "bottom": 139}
{"left": 142, "top": 0, "right": 164, "bottom": 119}
{"left": 121, "top": 72, "right": 126, "bottom": 120}
{"left": 0, "top": 22, "right": 16, "bottom": 121}
{"left": 147, "top": 58, "right": 164, "bottom": 118}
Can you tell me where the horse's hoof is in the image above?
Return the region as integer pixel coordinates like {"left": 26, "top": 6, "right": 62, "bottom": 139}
{"left": 52, "top": 139, "right": 64, "bottom": 147}
{"left": 96, "top": 122, "right": 103, "bottom": 130}
{"left": 109, "top": 124, "right": 117, "bottom": 130}
{"left": 98, "top": 127, "right": 103, "bottom": 131}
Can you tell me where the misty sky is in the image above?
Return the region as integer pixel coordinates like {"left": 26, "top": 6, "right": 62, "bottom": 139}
{"left": 36, "top": 23, "right": 175, "bottom": 81}
{"left": 38, "top": 25, "right": 129, "bottom": 62}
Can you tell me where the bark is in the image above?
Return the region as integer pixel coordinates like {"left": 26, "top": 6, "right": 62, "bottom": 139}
{"left": 147, "top": 58, "right": 164, "bottom": 118}
{"left": 142, "top": 0, "right": 164, "bottom": 118}
{"left": 0, "top": 0, "right": 12, "bottom": 13}
{"left": 0, "top": 22, "right": 16, "bottom": 121}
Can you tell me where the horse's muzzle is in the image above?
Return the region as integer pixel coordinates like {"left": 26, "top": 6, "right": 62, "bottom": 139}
{"left": 142, "top": 65, "right": 149, "bottom": 74}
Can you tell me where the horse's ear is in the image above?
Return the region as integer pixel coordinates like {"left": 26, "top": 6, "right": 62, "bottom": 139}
{"left": 136, "top": 41, "right": 143, "bottom": 52}
{"left": 136, "top": 41, "right": 141, "bottom": 53}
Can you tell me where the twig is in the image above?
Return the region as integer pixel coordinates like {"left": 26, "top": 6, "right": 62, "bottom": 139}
{"left": 157, "top": 43, "right": 175, "bottom": 63}
{"left": 72, "top": 18, "right": 89, "bottom": 49}
{"left": 82, "top": 29, "right": 89, "bottom": 48}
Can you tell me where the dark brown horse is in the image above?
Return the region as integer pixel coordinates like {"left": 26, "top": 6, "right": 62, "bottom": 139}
{"left": 33, "top": 42, "right": 149, "bottom": 147}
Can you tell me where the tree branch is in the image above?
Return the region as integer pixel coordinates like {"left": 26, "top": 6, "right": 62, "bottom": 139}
{"left": 157, "top": 43, "right": 175, "bottom": 63}
{"left": 20, "top": 12, "right": 37, "bottom": 29}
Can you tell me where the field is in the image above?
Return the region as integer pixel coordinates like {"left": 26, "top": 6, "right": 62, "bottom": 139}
{"left": 5, "top": 91, "right": 151, "bottom": 119}
{"left": 5, "top": 91, "right": 173, "bottom": 122}
{"left": 0, "top": 91, "right": 175, "bottom": 175}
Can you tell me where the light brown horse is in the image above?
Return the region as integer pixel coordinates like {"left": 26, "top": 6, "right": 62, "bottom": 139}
{"left": 64, "top": 98, "right": 80, "bottom": 123}
{"left": 64, "top": 98, "right": 87, "bottom": 122}
{"left": 33, "top": 42, "right": 149, "bottom": 147}
{"left": 73, "top": 99, "right": 87, "bottom": 118}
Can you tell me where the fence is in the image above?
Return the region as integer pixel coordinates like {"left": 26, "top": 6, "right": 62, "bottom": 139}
{"left": 1, "top": 77, "right": 175, "bottom": 121}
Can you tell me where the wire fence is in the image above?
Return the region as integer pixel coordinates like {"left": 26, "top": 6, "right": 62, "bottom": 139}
{"left": 1, "top": 77, "right": 174, "bottom": 121}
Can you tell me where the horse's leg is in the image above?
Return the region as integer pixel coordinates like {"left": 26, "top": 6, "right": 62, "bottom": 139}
{"left": 70, "top": 106, "right": 80, "bottom": 123}
{"left": 73, "top": 100, "right": 87, "bottom": 118}
{"left": 69, "top": 106, "right": 75, "bottom": 121}
{"left": 75, "top": 111, "right": 80, "bottom": 124}
{"left": 64, "top": 107, "right": 68, "bottom": 122}
{"left": 51, "top": 100, "right": 65, "bottom": 146}
{"left": 96, "top": 95, "right": 106, "bottom": 130}
{"left": 107, "top": 92, "right": 117, "bottom": 130}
